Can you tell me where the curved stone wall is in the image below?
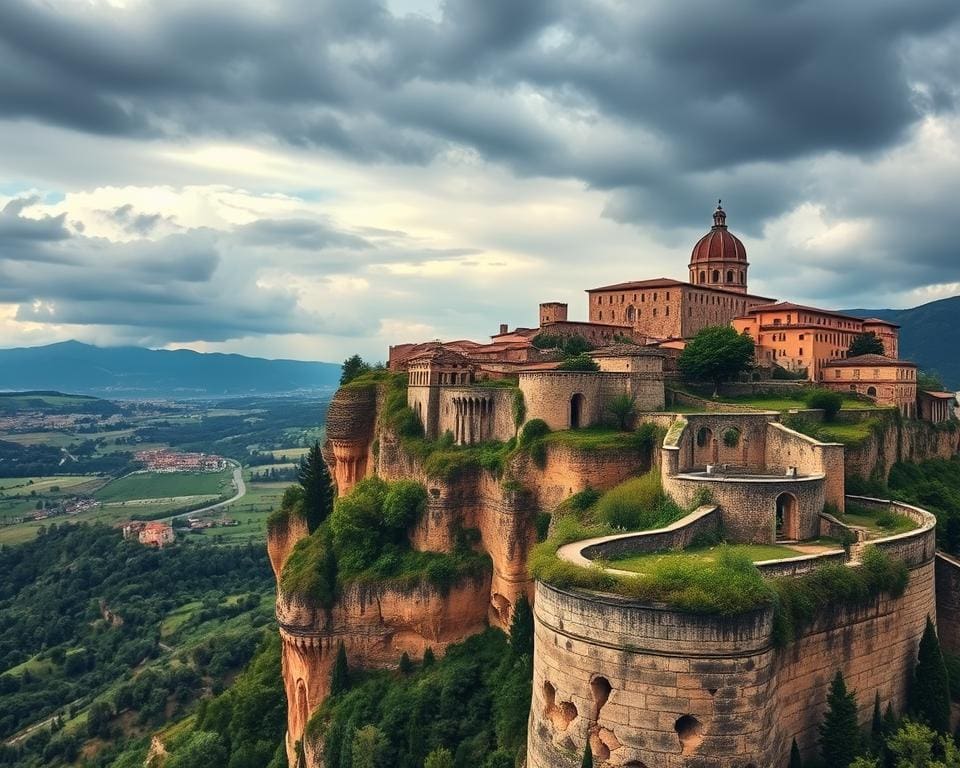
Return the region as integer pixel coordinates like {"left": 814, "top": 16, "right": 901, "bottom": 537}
{"left": 519, "top": 371, "right": 607, "bottom": 431}
{"left": 664, "top": 473, "right": 826, "bottom": 544}
{"left": 530, "top": 554, "right": 936, "bottom": 768}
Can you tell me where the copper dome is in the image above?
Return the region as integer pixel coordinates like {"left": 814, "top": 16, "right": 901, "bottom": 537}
{"left": 690, "top": 203, "right": 746, "bottom": 263}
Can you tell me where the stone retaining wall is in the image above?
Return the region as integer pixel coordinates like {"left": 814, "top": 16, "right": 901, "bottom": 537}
{"left": 846, "top": 496, "right": 937, "bottom": 568}
{"left": 754, "top": 550, "right": 847, "bottom": 578}
{"left": 572, "top": 506, "right": 720, "bottom": 563}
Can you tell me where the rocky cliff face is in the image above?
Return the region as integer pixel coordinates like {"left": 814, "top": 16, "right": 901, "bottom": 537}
{"left": 844, "top": 415, "right": 959, "bottom": 481}
{"left": 269, "top": 376, "right": 655, "bottom": 766}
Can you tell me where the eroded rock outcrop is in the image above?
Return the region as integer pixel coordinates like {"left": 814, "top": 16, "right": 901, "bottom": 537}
{"left": 270, "top": 375, "right": 655, "bottom": 766}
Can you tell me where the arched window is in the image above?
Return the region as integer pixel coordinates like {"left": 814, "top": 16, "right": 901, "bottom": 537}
{"left": 867, "top": 386, "right": 877, "bottom": 397}
{"left": 711, "top": 269, "right": 720, "bottom": 282}
{"left": 626, "top": 306, "right": 635, "bottom": 321}
{"left": 726, "top": 270, "right": 734, "bottom": 283}
{"left": 739, "top": 270, "right": 744, "bottom": 284}
{"left": 699, "top": 270, "right": 706, "bottom": 283}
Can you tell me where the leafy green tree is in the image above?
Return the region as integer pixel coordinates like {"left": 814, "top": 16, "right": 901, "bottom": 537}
{"left": 848, "top": 758, "right": 878, "bottom": 768}
{"left": 298, "top": 441, "right": 335, "bottom": 531}
{"left": 789, "top": 738, "right": 803, "bottom": 768}
{"left": 557, "top": 353, "right": 600, "bottom": 372}
{"left": 910, "top": 617, "right": 951, "bottom": 733}
{"left": 679, "top": 325, "right": 754, "bottom": 393}
{"left": 606, "top": 393, "right": 636, "bottom": 431}
{"left": 86, "top": 700, "right": 113, "bottom": 739}
{"left": 424, "top": 746, "right": 454, "bottom": 768}
{"left": 382, "top": 481, "right": 428, "bottom": 534}
{"left": 887, "top": 720, "right": 936, "bottom": 767}
{"left": 351, "top": 725, "right": 389, "bottom": 768}
{"left": 341, "top": 354, "right": 372, "bottom": 385}
{"left": 848, "top": 332, "right": 886, "bottom": 358}
{"left": 806, "top": 389, "right": 843, "bottom": 421}
{"left": 509, "top": 594, "right": 534, "bottom": 657}
{"left": 331, "top": 641, "right": 350, "bottom": 696}
{"left": 918, "top": 370, "right": 946, "bottom": 392}
{"left": 166, "top": 731, "right": 229, "bottom": 768}
{"left": 819, "top": 670, "right": 861, "bottom": 768}
{"left": 581, "top": 740, "right": 593, "bottom": 768}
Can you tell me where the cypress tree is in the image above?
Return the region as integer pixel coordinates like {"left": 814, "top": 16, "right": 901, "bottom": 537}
{"left": 910, "top": 616, "right": 951, "bottom": 733}
{"left": 789, "top": 738, "right": 803, "bottom": 768}
{"left": 581, "top": 741, "right": 593, "bottom": 768}
{"left": 298, "top": 441, "right": 335, "bottom": 531}
{"left": 871, "top": 692, "right": 884, "bottom": 754}
{"left": 330, "top": 641, "right": 350, "bottom": 696}
{"left": 509, "top": 594, "right": 534, "bottom": 657}
{"left": 422, "top": 647, "right": 435, "bottom": 668}
{"left": 399, "top": 651, "right": 413, "bottom": 675}
{"left": 819, "top": 670, "right": 860, "bottom": 768}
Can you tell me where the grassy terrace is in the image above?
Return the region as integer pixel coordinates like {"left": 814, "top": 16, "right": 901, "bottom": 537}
{"left": 838, "top": 502, "right": 917, "bottom": 536}
{"left": 609, "top": 543, "right": 804, "bottom": 573}
{"left": 710, "top": 394, "right": 883, "bottom": 412}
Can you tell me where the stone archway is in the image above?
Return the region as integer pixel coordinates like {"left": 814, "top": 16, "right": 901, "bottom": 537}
{"left": 694, "top": 426, "right": 715, "bottom": 466}
{"left": 867, "top": 386, "right": 877, "bottom": 397}
{"left": 775, "top": 492, "right": 799, "bottom": 541}
{"left": 570, "top": 393, "right": 585, "bottom": 429}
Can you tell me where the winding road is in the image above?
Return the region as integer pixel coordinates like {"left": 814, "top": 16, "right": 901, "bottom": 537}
{"left": 161, "top": 462, "right": 246, "bottom": 522}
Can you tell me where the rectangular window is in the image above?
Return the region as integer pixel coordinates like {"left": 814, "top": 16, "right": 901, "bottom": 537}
{"left": 799, "top": 334, "right": 804, "bottom": 340}
{"left": 799, "top": 348, "right": 803, "bottom": 356}
{"left": 835, "top": 370, "right": 840, "bottom": 378}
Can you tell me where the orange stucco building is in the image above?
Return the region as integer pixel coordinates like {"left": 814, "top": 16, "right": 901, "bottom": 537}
{"left": 820, "top": 354, "right": 918, "bottom": 417}
{"left": 732, "top": 303, "right": 902, "bottom": 381}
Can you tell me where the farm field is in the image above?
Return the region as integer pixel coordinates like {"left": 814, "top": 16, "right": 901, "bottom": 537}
{"left": 185, "top": 472, "right": 288, "bottom": 544}
{"left": 95, "top": 470, "right": 234, "bottom": 503}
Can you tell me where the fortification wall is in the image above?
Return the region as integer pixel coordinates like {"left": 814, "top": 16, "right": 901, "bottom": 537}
{"left": 668, "top": 413, "right": 773, "bottom": 472}
{"left": 664, "top": 474, "right": 825, "bottom": 544}
{"left": 765, "top": 422, "right": 845, "bottom": 512}
{"left": 520, "top": 372, "right": 607, "bottom": 431}
{"left": 935, "top": 554, "right": 960, "bottom": 657}
{"left": 529, "top": 557, "right": 935, "bottom": 768}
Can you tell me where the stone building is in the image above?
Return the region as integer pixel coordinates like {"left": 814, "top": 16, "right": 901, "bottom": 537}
{"left": 919, "top": 390, "right": 958, "bottom": 424}
{"left": 138, "top": 522, "right": 174, "bottom": 548}
{"left": 820, "top": 353, "right": 918, "bottom": 417}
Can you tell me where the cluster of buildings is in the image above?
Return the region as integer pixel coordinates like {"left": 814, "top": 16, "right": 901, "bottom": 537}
{"left": 134, "top": 449, "right": 227, "bottom": 472}
{"left": 15, "top": 496, "right": 100, "bottom": 523}
{"left": 184, "top": 515, "right": 239, "bottom": 530}
{"left": 0, "top": 412, "right": 125, "bottom": 433}
{"left": 387, "top": 203, "right": 955, "bottom": 423}
{"left": 122, "top": 520, "right": 175, "bottom": 547}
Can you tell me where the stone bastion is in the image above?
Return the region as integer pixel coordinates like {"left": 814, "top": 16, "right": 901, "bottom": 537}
{"left": 528, "top": 497, "right": 939, "bottom": 768}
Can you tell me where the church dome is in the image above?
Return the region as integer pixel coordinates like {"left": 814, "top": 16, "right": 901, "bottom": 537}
{"left": 690, "top": 202, "right": 746, "bottom": 263}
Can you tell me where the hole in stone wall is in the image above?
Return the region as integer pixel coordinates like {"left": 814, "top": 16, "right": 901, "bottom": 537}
{"left": 590, "top": 732, "right": 611, "bottom": 761}
{"left": 623, "top": 763, "right": 649, "bottom": 768}
{"left": 491, "top": 593, "right": 511, "bottom": 623}
{"left": 591, "top": 676, "right": 612, "bottom": 719}
{"left": 559, "top": 701, "right": 578, "bottom": 725}
{"left": 675, "top": 714, "right": 704, "bottom": 755}
{"left": 708, "top": 688, "right": 717, "bottom": 696}
{"left": 429, "top": 487, "right": 440, "bottom": 498}
{"left": 542, "top": 681, "right": 556, "bottom": 712}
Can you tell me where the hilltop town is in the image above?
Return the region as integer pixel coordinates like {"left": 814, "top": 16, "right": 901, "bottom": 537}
{"left": 268, "top": 206, "right": 960, "bottom": 767}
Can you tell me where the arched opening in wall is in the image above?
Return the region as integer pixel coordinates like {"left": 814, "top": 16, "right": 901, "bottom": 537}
{"left": 570, "top": 393, "right": 584, "bottom": 429}
{"left": 775, "top": 492, "right": 799, "bottom": 541}
{"left": 627, "top": 305, "right": 635, "bottom": 322}
{"left": 721, "top": 427, "right": 741, "bottom": 449}
{"left": 674, "top": 715, "right": 704, "bottom": 754}
{"left": 726, "top": 270, "right": 734, "bottom": 283}
{"left": 867, "top": 386, "right": 877, "bottom": 397}
{"left": 699, "top": 270, "right": 706, "bottom": 283}
{"left": 712, "top": 269, "right": 720, "bottom": 282}
{"left": 295, "top": 679, "right": 309, "bottom": 737}
{"left": 739, "top": 270, "right": 745, "bottom": 284}
{"left": 542, "top": 681, "right": 556, "bottom": 713}
{"left": 590, "top": 676, "right": 612, "bottom": 719}
{"left": 694, "top": 426, "right": 714, "bottom": 466}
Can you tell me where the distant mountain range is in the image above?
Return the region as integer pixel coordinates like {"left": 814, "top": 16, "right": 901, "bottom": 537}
{"left": 844, "top": 296, "right": 960, "bottom": 389}
{"left": 0, "top": 341, "right": 342, "bottom": 398}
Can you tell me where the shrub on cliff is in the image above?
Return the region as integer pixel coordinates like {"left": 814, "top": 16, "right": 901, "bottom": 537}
{"left": 382, "top": 480, "right": 428, "bottom": 535}
{"left": 594, "top": 472, "right": 682, "bottom": 530}
{"left": 280, "top": 530, "right": 337, "bottom": 608}
{"left": 606, "top": 393, "right": 636, "bottom": 431}
{"left": 910, "top": 616, "right": 951, "bottom": 733}
{"left": 519, "top": 419, "right": 550, "bottom": 445}
{"left": 805, "top": 389, "right": 843, "bottom": 422}
{"left": 330, "top": 478, "right": 390, "bottom": 574}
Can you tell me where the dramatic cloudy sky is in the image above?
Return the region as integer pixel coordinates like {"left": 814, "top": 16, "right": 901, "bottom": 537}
{"left": 2, "top": 0, "right": 959, "bottom": 362}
